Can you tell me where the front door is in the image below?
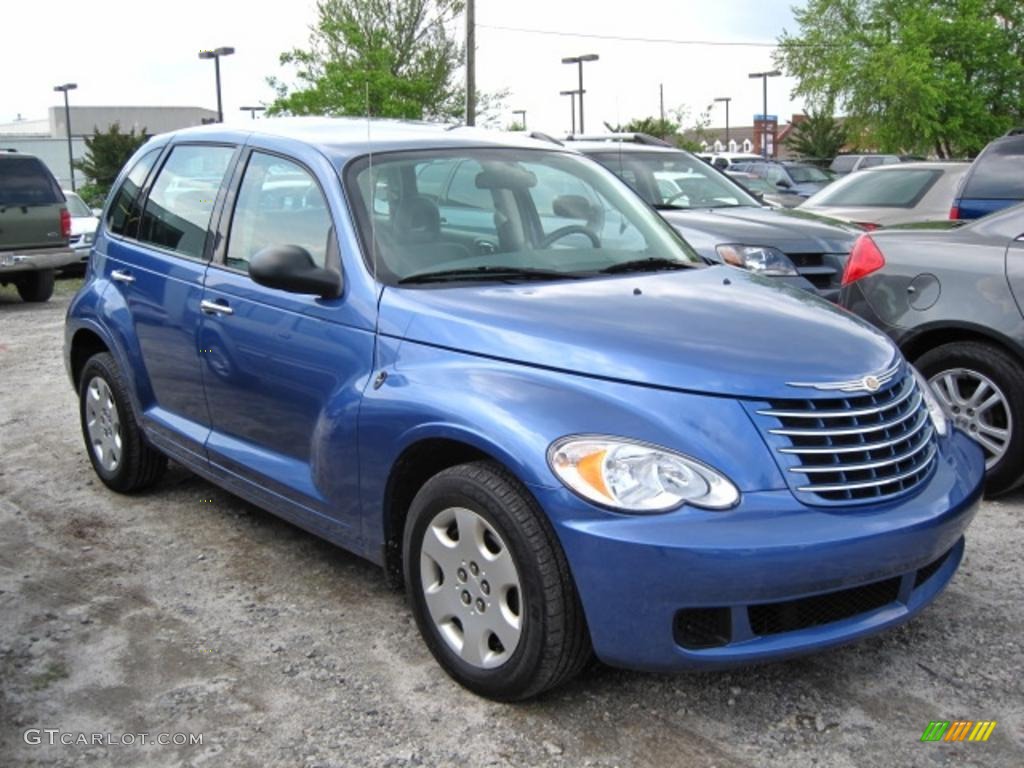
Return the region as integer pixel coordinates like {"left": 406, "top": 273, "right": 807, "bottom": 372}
{"left": 198, "top": 149, "right": 373, "bottom": 542}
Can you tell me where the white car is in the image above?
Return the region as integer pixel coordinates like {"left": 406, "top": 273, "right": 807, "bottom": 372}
{"left": 62, "top": 190, "right": 99, "bottom": 264}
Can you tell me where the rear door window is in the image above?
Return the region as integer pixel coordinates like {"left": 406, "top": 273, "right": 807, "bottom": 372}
{"left": 0, "top": 156, "right": 63, "bottom": 205}
{"left": 106, "top": 148, "right": 162, "bottom": 237}
{"left": 963, "top": 139, "right": 1024, "bottom": 200}
{"left": 138, "top": 144, "right": 235, "bottom": 259}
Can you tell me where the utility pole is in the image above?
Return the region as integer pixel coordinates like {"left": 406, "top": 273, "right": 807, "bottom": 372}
{"left": 748, "top": 70, "right": 781, "bottom": 158}
{"left": 53, "top": 83, "right": 77, "bottom": 191}
{"left": 659, "top": 83, "right": 665, "bottom": 124}
{"left": 466, "top": 0, "right": 476, "bottom": 126}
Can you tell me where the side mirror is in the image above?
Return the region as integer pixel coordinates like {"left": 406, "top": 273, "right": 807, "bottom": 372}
{"left": 91, "top": 208, "right": 103, "bottom": 217}
{"left": 249, "top": 245, "right": 342, "bottom": 298}
{"left": 776, "top": 179, "right": 792, "bottom": 190}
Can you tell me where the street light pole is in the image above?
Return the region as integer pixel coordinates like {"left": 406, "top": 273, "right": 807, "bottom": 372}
{"left": 512, "top": 109, "right": 527, "bottom": 129}
{"left": 53, "top": 83, "right": 78, "bottom": 191}
{"left": 240, "top": 106, "right": 266, "bottom": 120}
{"left": 561, "top": 54, "right": 598, "bottom": 133}
{"left": 713, "top": 97, "right": 731, "bottom": 148}
{"left": 748, "top": 70, "right": 781, "bottom": 158}
{"left": 560, "top": 90, "right": 579, "bottom": 134}
{"left": 199, "top": 46, "right": 235, "bottom": 122}
{"left": 466, "top": 0, "right": 476, "bottom": 126}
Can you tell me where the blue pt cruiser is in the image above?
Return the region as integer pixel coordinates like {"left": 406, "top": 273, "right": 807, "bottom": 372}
{"left": 65, "top": 119, "right": 985, "bottom": 701}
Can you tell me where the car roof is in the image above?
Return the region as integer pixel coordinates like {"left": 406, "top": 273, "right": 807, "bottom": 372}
{"left": 858, "top": 161, "right": 969, "bottom": 172}
{"left": 153, "top": 117, "right": 572, "bottom": 163}
{"left": 565, "top": 140, "right": 685, "bottom": 155}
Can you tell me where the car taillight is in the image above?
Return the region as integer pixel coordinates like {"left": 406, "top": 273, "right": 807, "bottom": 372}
{"left": 60, "top": 207, "right": 71, "bottom": 239}
{"left": 842, "top": 234, "right": 885, "bottom": 285}
{"left": 949, "top": 205, "right": 960, "bottom": 220}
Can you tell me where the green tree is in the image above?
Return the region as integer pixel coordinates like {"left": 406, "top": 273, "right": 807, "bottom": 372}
{"left": 603, "top": 116, "right": 680, "bottom": 141}
{"left": 268, "top": 0, "right": 503, "bottom": 122}
{"left": 776, "top": 0, "right": 1024, "bottom": 157}
{"left": 73, "top": 122, "right": 149, "bottom": 198}
{"left": 785, "top": 107, "right": 848, "bottom": 166}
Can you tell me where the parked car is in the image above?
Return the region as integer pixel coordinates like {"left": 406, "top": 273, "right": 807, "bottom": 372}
{"left": 830, "top": 154, "right": 903, "bottom": 176}
{"left": 729, "top": 160, "right": 833, "bottom": 199}
{"left": 0, "top": 149, "right": 76, "bottom": 302}
{"left": 800, "top": 162, "right": 969, "bottom": 229}
{"left": 696, "top": 152, "right": 764, "bottom": 171}
{"left": 727, "top": 171, "right": 800, "bottom": 208}
{"left": 63, "top": 189, "right": 100, "bottom": 266}
{"left": 66, "top": 119, "right": 984, "bottom": 700}
{"left": 950, "top": 132, "right": 1024, "bottom": 220}
{"left": 568, "top": 135, "right": 861, "bottom": 300}
{"left": 839, "top": 203, "right": 1024, "bottom": 494}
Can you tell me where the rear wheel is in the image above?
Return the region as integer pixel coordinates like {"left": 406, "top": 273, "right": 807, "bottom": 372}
{"left": 403, "top": 461, "right": 590, "bottom": 701}
{"left": 15, "top": 270, "right": 54, "bottom": 302}
{"left": 916, "top": 341, "right": 1024, "bottom": 495}
{"left": 79, "top": 352, "right": 167, "bottom": 492}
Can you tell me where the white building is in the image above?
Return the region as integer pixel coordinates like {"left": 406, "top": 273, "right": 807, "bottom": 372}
{"left": 0, "top": 106, "right": 218, "bottom": 188}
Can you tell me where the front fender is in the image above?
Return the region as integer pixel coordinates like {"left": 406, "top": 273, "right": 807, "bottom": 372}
{"left": 357, "top": 336, "right": 786, "bottom": 555}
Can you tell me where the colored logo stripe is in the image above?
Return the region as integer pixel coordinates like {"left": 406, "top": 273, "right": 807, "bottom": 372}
{"left": 921, "top": 720, "right": 997, "bottom": 742}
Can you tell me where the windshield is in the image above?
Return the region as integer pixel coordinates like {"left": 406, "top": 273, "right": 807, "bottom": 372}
{"left": 808, "top": 168, "right": 942, "bottom": 208}
{"left": 786, "top": 165, "right": 831, "bottom": 183}
{"left": 64, "top": 192, "right": 92, "bottom": 217}
{"left": 345, "top": 148, "right": 703, "bottom": 285}
{"left": 587, "top": 150, "right": 760, "bottom": 210}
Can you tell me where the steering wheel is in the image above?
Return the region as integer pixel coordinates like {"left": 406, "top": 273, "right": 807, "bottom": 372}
{"left": 540, "top": 225, "right": 601, "bottom": 249}
{"left": 664, "top": 191, "right": 691, "bottom": 205}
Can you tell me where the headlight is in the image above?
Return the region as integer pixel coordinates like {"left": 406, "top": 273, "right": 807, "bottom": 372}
{"left": 547, "top": 436, "right": 740, "bottom": 513}
{"left": 716, "top": 244, "right": 798, "bottom": 276}
{"left": 911, "top": 367, "right": 949, "bottom": 437}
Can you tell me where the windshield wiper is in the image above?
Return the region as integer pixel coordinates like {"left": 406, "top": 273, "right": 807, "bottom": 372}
{"left": 599, "top": 257, "right": 696, "bottom": 275}
{"left": 398, "top": 266, "right": 580, "bottom": 285}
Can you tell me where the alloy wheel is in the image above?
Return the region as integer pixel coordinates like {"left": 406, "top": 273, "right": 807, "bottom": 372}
{"left": 84, "top": 376, "right": 122, "bottom": 473}
{"left": 929, "top": 368, "right": 1012, "bottom": 470}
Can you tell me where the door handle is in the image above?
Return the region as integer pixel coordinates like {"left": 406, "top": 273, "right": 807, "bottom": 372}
{"left": 200, "top": 299, "right": 234, "bottom": 316}
{"left": 111, "top": 269, "right": 135, "bottom": 284}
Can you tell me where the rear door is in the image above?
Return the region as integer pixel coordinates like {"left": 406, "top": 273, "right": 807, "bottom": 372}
{"left": 0, "top": 155, "right": 66, "bottom": 251}
{"left": 103, "top": 142, "right": 238, "bottom": 460}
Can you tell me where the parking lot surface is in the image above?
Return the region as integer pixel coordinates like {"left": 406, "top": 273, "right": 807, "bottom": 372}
{"left": 1, "top": 287, "right": 1022, "bottom": 768}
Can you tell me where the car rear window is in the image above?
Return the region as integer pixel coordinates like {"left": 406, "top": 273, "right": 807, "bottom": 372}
{"left": 830, "top": 156, "right": 859, "bottom": 173}
{"left": 0, "top": 156, "right": 63, "bottom": 206}
{"left": 962, "top": 138, "right": 1024, "bottom": 200}
{"left": 809, "top": 169, "right": 942, "bottom": 208}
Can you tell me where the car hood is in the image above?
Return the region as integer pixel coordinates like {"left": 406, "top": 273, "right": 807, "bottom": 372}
{"left": 379, "top": 266, "right": 898, "bottom": 399}
{"left": 657, "top": 205, "right": 859, "bottom": 261}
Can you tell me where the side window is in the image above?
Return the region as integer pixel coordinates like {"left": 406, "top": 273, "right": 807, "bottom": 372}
{"left": 106, "top": 148, "right": 161, "bottom": 237}
{"left": 415, "top": 159, "right": 456, "bottom": 202}
{"left": 138, "top": 144, "right": 234, "bottom": 260}
{"left": 444, "top": 160, "right": 494, "bottom": 210}
{"left": 861, "top": 156, "right": 884, "bottom": 169}
{"left": 226, "top": 152, "right": 333, "bottom": 271}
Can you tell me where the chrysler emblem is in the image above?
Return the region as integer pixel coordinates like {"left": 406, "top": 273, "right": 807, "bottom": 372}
{"left": 863, "top": 375, "right": 881, "bottom": 392}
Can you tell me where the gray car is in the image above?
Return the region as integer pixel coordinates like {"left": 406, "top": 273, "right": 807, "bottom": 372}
{"left": 800, "top": 162, "right": 969, "bottom": 229}
{"left": 569, "top": 136, "right": 861, "bottom": 300}
{"left": 839, "top": 203, "right": 1024, "bottom": 494}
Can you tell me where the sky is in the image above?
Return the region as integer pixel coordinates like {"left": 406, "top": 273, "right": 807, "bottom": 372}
{"left": 2, "top": 0, "right": 805, "bottom": 134}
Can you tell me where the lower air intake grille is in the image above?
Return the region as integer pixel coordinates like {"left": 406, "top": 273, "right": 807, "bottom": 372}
{"left": 749, "top": 577, "right": 901, "bottom": 637}
{"left": 673, "top": 607, "right": 732, "bottom": 649}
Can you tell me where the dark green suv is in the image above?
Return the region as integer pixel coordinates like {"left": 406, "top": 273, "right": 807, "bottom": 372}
{"left": 1, "top": 150, "right": 76, "bottom": 302}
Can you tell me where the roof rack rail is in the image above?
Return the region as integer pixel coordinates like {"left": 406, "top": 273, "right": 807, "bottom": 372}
{"left": 528, "top": 131, "right": 563, "bottom": 146}
{"left": 564, "top": 132, "right": 674, "bottom": 148}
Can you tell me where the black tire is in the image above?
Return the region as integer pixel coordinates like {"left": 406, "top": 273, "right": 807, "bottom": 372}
{"left": 78, "top": 352, "right": 167, "bottom": 493}
{"left": 403, "top": 461, "right": 591, "bottom": 701}
{"left": 915, "top": 341, "right": 1024, "bottom": 496}
{"left": 15, "top": 270, "right": 54, "bottom": 302}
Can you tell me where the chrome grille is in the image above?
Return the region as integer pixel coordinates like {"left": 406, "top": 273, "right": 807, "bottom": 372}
{"left": 753, "top": 371, "right": 938, "bottom": 505}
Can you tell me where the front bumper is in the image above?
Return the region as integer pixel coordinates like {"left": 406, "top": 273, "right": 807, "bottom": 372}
{"left": 536, "top": 429, "right": 984, "bottom": 672}
{"left": 0, "top": 246, "right": 78, "bottom": 273}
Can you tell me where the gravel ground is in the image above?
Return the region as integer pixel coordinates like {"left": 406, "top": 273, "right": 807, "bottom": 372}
{"left": 1, "top": 284, "right": 1022, "bottom": 768}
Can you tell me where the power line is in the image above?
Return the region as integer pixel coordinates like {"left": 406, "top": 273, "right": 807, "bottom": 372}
{"left": 477, "top": 23, "right": 782, "bottom": 48}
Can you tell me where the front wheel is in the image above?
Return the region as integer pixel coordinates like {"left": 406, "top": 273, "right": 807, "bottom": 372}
{"left": 403, "top": 462, "right": 590, "bottom": 701}
{"left": 916, "top": 341, "right": 1024, "bottom": 495}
